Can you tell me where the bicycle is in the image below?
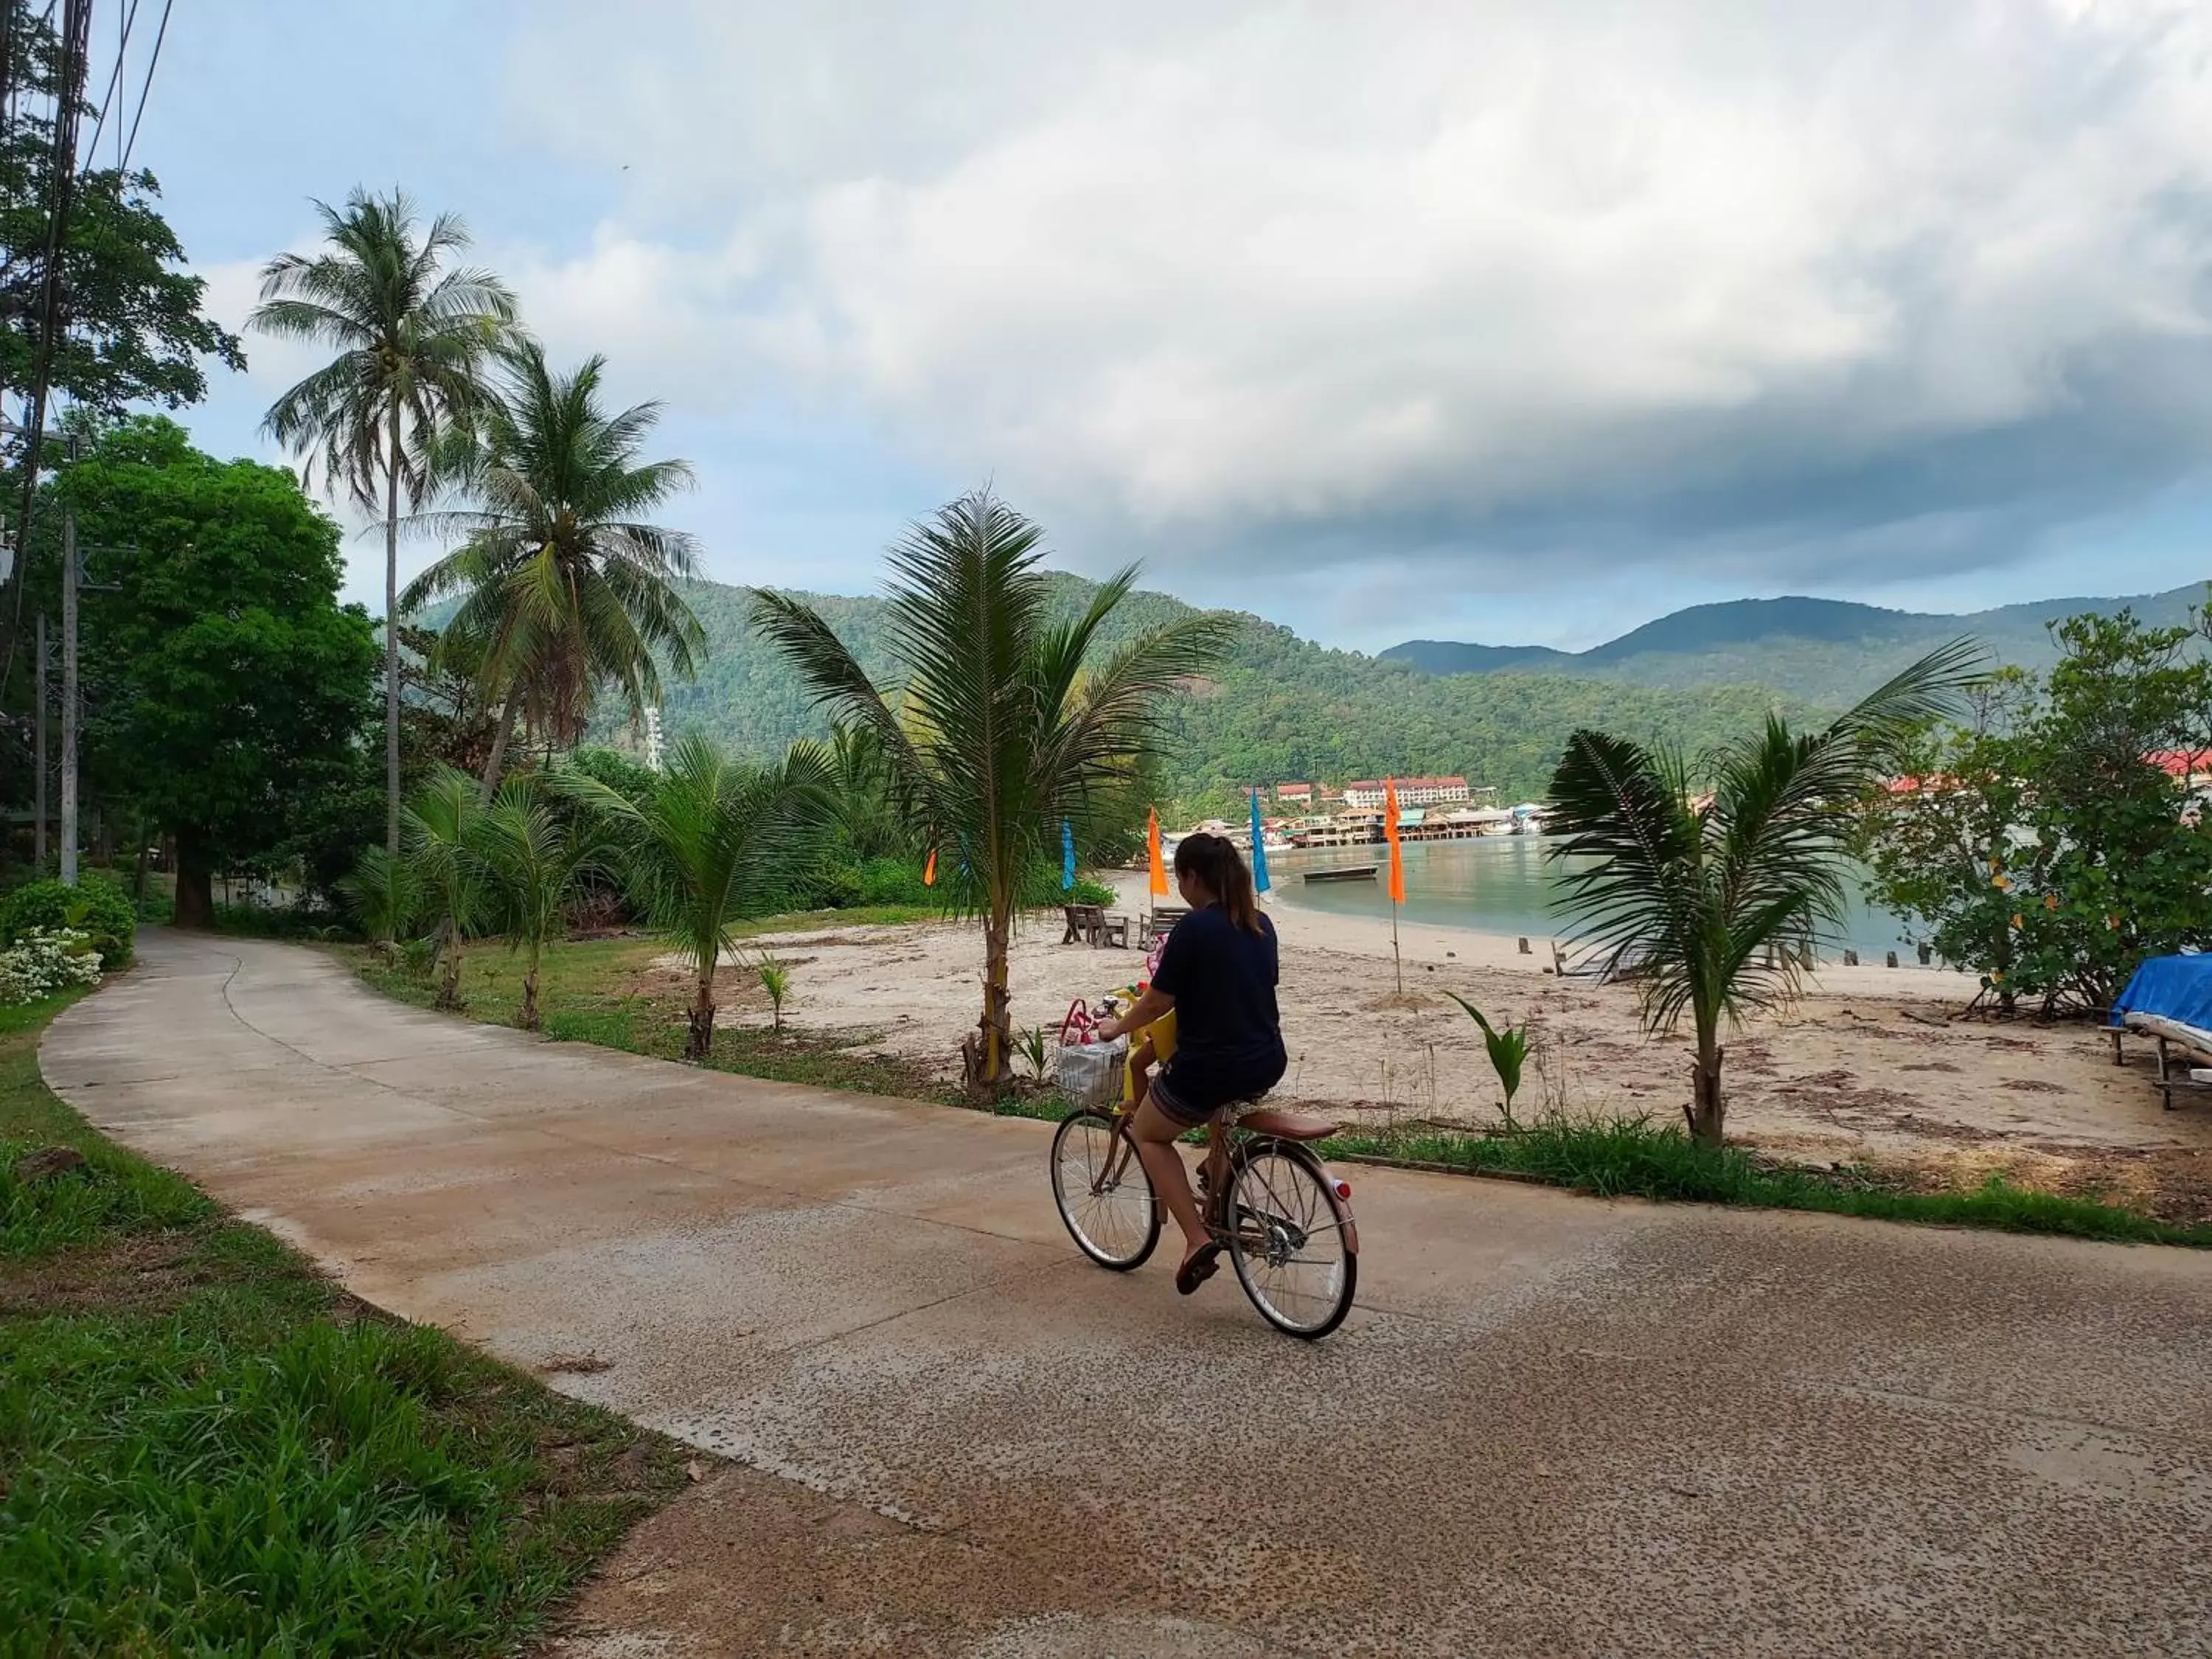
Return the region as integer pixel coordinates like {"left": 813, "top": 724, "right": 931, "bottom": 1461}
{"left": 1049, "top": 1095, "right": 1360, "bottom": 1339}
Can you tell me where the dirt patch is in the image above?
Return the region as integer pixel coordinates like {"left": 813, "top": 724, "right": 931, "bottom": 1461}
{"left": 0, "top": 1231, "right": 207, "bottom": 1317}
{"left": 2000, "top": 1078, "right": 2069, "bottom": 1095}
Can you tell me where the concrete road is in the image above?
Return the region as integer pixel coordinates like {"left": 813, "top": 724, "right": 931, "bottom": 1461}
{"left": 45, "top": 932, "right": 2212, "bottom": 1657}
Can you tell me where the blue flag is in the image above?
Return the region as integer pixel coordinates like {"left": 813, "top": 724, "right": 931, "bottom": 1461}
{"left": 1061, "top": 819, "right": 1076, "bottom": 890}
{"left": 1249, "top": 790, "right": 1271, "bottom": 894}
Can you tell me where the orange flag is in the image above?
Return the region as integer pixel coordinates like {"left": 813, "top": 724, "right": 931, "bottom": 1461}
{"left": 1148, "top": 807, "right": 1169, "bottom": 897}
{"left": 923, "top": 847, "right": 937, "bottom": 888}
{"left": 1382, "top": 778, "right": 1406, "bottom": 904}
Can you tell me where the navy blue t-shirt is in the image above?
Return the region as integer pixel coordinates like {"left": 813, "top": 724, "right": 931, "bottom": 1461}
{"left": 1152, "top": 905, "right": 1287, "bottom": 1110}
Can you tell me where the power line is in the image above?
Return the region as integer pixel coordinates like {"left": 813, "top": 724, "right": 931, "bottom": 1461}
{"left": 116, "top": 0, "right": 164, "bottom": 172}
{"left": 1, "top": 0, "right": 91, "bottom": 692}
{"left": 81, "top": 0, "right": 140, "bottom": 174}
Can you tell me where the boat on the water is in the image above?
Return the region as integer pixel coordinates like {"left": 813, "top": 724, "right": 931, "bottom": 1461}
{"left": 1304, "top": 865, "right": 1379, "bottom": 884}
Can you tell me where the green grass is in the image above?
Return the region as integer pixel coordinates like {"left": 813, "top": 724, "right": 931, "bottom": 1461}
{"left": 0, "top": 990, "right": 692, "bottom": 1655}
{"left": 348, "top": 916, "right": 952, "bottom": 1104}
{"left": 1321, "top": 1114, "right": 2212, "bottom": 1248}
{"left": 342, "top": 929, "right": 2212, "bottom": 1251}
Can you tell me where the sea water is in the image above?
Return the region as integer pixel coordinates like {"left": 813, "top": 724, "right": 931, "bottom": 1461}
{"left": 1270, "top": 835, "right": 1921, "bottom": 963}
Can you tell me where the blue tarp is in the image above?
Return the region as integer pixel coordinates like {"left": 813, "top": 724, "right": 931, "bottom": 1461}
{"left": 2108, "top": 954, "right": 2212, "bottom": 1029}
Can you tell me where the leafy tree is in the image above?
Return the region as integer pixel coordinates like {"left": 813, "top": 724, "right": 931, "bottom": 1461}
{"left": 1545, "top": 644, "right": 1978, "bottom": 1145}
{"left": 751, "top": 490, "right": 1233, "bottom": 1089}
{"left": 0, "top": 0, "right": 244, "bottom": 412}
{"left": 60, "top": 418, "right": 378, "bottom": 928}
{"left": 474, "top": 774, "right": 616, "bottom": 1029}
{"left": 402, "top": 768, "right": 486, "bottom": 1010}
{"left": 563, "top": 733, "right": 835, "bottom": 1059}
{"left": 251, "top": 189, "right": 517, "bottom": 856}
{"left": 401, "top": 342, "right": 705, "bottom": 793}
{"left": 1863, "top": 609, "right": 2212, "bottom": 1013}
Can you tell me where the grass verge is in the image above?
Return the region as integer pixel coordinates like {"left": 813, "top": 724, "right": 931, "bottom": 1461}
{"left": 346, "top": 917, "right": 954, "bottom": 1104}
{"left": 341, "top": 931, "right": 2211, "bottom": 1250}
{"left": 0, "top": 988, "right": 692, "bottom": 1654}
{"left": 1321, "top": 1114, "right": 2212, "bottom": 1248}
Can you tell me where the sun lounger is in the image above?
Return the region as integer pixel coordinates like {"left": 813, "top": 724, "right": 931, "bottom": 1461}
{"left": 2108, "top": 955, "right": 2212, "bottom": 1110}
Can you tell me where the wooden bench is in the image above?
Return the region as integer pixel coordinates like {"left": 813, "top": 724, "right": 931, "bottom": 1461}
{"left": 1061, "top": 903, "right": 1105, "bottom": 945}
{"left": 1146, "top": 905, "right": 1189, "bottom": 945}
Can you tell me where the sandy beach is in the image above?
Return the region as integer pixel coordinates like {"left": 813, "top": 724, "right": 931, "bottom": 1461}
{"left": 688, "top": 874, "right": 2212, "bottom": 1216}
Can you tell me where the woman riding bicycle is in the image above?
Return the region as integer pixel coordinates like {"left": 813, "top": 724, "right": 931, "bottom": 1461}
{"left": 1095, "top": 831, "right": 1286, "bottom": 1295}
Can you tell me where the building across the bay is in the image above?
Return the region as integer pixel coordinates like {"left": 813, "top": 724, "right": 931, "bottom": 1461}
{"left": 1343, "top": 776, "right": 1470, "bottom": 809}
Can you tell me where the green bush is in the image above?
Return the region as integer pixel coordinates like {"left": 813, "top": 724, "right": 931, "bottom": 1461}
{"left": 0, "top": 875, "right": 136, "bottom": 970}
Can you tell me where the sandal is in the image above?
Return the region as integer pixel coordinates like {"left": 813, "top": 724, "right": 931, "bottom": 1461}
{"left": 1175, "top": 1242, "right": 1222, "bottom": 1295}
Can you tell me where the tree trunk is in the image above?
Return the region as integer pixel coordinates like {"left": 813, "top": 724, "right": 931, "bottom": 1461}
{"left": 436, "top": 922, "right": 465, "bottom": 1011}
{"left": 173, "top": 829, "right": 215, "bottom": 930}
{"left": 686, "top": 967, "right": 715, "bottom": 1060}
{"left": 968, "top": 906, "right": 1012, "bottom": 1094}
{"left": 520, "top": 956, "right": 540, "bottom": 1031}
{"left": 131, "top": 812, "right": 150, "bottom": 903}
{"left": 481, "top": 686, "right": 521, "bottom": 797}
{"left": 1686, "top": 1043, "right": 1726, "bottom": 1147}
{"left": 383, "top": 408, "right": 403, "bottom": 859}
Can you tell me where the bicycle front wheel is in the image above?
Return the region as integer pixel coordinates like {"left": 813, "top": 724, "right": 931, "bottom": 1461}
{"left": 1225, "top": 1144, "right": 1357, "bottom": 1338}
{"left": 1051, "top": 1111, "right": 1161, "bottom": 1270}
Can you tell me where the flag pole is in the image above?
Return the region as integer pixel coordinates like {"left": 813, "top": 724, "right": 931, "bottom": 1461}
{"left": 1392, "top": 886, "right": 1402, "bottom": 996}
{"left": 1383, "top": 777, "right": 1406, "bottom": 997}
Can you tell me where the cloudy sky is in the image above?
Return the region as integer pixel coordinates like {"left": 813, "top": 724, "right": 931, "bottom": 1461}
{"left": 115, "top": 0, "right": 2212, "bottom": 650}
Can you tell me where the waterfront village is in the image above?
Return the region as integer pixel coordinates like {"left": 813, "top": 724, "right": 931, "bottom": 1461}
{"left": 1183, "top": 776, "right": 1550, "bottom": 852}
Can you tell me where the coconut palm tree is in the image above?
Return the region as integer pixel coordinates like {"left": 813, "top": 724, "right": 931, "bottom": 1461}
{"left": 402, "top": 766, "right": 490, "bottom": 1011}
{"left": 1545, "top": 641, "right": 1983, "bottom": 1147}
{"left": 563, "top": 734, "right": 835, "bottom": 1059}
{"left": 475, "top": 775, "right": 619, "bottom": 1030}
{"left": 335, "top": 844, "right": 420, "bottom": 964}
{"left": 402, "top": 342, "right": 706, "bottom": 793}
{"left": 251, "top": 189, "right": 518, "bottom": 856}
{"left": 750, "top": 489, "right": 1234, "bottom": 1090}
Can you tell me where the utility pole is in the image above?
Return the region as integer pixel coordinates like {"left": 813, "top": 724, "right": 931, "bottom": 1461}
{"left": 60, "top": 461, "right": 76, "bottom": 885}
{"left": 34, "top": 611, "right": 46, "bottom": 868}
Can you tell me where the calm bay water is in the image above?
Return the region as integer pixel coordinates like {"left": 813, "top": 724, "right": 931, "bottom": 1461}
{"left": 1269, "top": 835, "right": 1918, "bottom": 961}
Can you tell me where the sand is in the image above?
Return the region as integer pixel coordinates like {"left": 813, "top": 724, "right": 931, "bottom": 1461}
{"left": 703, "top": 874, "right": 2212, "bottom": 1208}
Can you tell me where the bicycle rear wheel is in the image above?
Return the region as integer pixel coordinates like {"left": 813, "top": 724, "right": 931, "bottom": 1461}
{"left": 1224, "top": 1143, "right": 1357, "bottom": 1338}
{"left": 1051, "top": 1111, "right": 1161, "bottom": 1270}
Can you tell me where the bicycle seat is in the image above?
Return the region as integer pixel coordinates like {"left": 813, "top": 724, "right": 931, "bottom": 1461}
{"left": 1232, "top": 1105, "right": 1339, "bottom": 1141}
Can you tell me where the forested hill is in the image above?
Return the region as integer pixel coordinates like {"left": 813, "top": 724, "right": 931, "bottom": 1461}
{"left": 659, "top": 577, "right": 1817, "bottom": 808}
{"left": 1385, "top": 585, "right": 2209, "bottom": 704}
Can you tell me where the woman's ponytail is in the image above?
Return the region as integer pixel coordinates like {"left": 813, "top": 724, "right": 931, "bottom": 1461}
{"left": 1173, "top": 831, "right": 1262, "bottom": 935}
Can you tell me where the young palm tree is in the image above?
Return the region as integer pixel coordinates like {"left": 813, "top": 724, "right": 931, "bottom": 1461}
{"left": 476, "top": 776, "right": 618, "bottom": 1030}
{"left": 563, "top": 734, "right": 835, "bottom": 1060}
{"left": 335, "top": 844, "right": 420, "bottom": 963}
{"left": 1545, "top": 642, "right": 1982, "bottom": 1146}
{"left": 251, "top": 189, "right": 517, "bottom": 855}
{"left": 402, "top": 342, "right": 706, "bottom": 793}
{"left": 750, "top": 489, "right": 1234, "bottom": 1090}
{"left": 403, "top": 766, "right": 490, "bottom": 1011}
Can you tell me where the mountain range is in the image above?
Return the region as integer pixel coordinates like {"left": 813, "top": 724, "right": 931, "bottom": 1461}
{"left": 651, "top": 577, "right": 2205, "bottom": 810}
{"left": 1383, "top": 585, "right": 2208, "bottom": 704}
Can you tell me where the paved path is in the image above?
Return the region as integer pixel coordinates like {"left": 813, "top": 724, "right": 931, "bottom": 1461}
{"left": 46, "top": 932, "right": 2212, "bottom": 1657}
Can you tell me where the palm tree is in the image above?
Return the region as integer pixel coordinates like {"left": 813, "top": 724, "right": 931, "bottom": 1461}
{"left": 251, "top": 189, "right": 518, "bottom": 856}
{"left": 750, "top": 489, "right": 1234, "bottom": 1090}
{"left": 402, "top": 342, "right": 706, "bottom": 793}
{"left": 563, "top": 733, "right": 835, "bottom": 1059}
{"left": 403, "top": 766, "right": 489, "bottom": 1011}
{"left": 476, "top": 775, "right": 618, "bottom": 1030}
{"left": 335, "top": 844, "right": 420, "bottom": 963}
{"left": 1545, "top": 642, "right": 1982, "bottom": 1146}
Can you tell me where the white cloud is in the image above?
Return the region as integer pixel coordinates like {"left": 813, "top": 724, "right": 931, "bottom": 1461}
{"left": 215, "top": 1, "right": 2212, "bottom": 624}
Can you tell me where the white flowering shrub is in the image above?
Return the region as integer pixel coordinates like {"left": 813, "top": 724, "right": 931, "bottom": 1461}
{"left": 0, "top": 927, "right": 105, "bottom": 1004}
